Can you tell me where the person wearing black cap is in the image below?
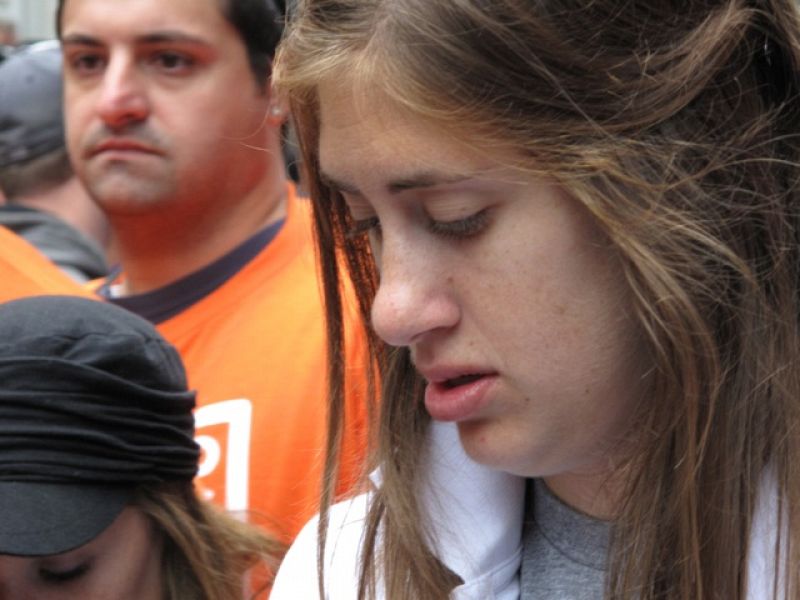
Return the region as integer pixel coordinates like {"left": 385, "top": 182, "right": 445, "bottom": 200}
{"left": 0, "top": 295, "right": 280, "bottom": 599}
{"left": 0, "top": 41, "right": 110, "bottom": 283}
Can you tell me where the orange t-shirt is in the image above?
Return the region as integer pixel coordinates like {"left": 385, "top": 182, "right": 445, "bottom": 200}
{"left": 0, "top": 225, "right": 91, "bottom": 301}
{"left": 150, "top": 189, "right": 369, "bottom": 543}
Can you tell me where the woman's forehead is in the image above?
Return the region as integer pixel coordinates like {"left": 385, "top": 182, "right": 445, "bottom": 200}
{"left": 316, "top": 76, "right": 527, "bottom": 183}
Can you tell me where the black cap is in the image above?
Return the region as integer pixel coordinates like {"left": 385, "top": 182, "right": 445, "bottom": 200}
{"left": 0, "top": 41, "right": 65, "bottom": 169}
{"left": 0, "top": 295, "right": 200, "bottom": 556}
{"left": 0, "top": 482, "right": 133, "bottom": 558}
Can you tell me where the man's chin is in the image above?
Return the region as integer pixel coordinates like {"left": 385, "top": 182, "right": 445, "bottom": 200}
{"left": 86, "top": 182, "right": 174, "bottom": 214}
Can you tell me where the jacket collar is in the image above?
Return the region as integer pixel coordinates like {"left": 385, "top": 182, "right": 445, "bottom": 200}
{"left": 394, "top": 422, "right": 781, "bottom": 600}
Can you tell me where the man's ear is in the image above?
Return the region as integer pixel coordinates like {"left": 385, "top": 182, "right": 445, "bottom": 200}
{"left": 266, "top": 94, "right": 289, "bottom": 126}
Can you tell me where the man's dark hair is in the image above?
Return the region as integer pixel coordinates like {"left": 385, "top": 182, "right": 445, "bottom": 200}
{"left": 218, "top": 0, "right": 284, "bottom": 84}
{"left": 56, "top": 0, "right": 284, "bottom": 85}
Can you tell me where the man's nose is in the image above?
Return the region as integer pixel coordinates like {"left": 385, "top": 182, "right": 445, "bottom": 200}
{"left": 94, "top": 54, "right": 149, "bottom": 129}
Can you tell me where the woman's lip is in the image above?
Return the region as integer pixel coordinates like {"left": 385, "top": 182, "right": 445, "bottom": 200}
{"left": 424, "top": 374, "right": 498, "bottom": 422}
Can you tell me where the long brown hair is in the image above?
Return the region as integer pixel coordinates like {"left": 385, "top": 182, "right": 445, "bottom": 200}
{"left": 135, "top": 483, "right": 284, "bottom": 600}
{"left": 274, "top": 0, "right": 800, "bottom": 597}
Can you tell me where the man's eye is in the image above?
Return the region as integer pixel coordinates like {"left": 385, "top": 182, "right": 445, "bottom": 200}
{"left": 70, "top": 54, "right": 105, "bottom": 74}
{"left": 151, "top": 52, "right": 194, "bottom": 72}
{"left": 427, "top": 208, "right": 490, "bottom": 239}
{"left": 39, "top": 563, "right": 90, "bottom": 584}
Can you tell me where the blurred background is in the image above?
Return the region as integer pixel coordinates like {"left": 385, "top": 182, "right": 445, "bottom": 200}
{"left": 0, "top": 0, "right": 58, "bottom": 46}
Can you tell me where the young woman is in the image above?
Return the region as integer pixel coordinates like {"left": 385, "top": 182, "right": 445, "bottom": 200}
{"left": 0, "top": 295, "right": 281, "bottom": 599}
{"left": 270, "top": 0, "right": 800, "bottom": 598}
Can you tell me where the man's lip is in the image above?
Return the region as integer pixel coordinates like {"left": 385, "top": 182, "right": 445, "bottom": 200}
{"left": 88, "top": 140, "right": 161, "bottom": 156}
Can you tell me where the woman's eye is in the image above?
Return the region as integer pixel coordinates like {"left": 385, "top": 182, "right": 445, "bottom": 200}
{"left": 347, "top": 216, "right": 381, "bottom": 239}
{"left": 427, "top": 208, "right": 490, "bottom": 239}
{"left": 39, "top": 563, "right": 90, "bottom": 584}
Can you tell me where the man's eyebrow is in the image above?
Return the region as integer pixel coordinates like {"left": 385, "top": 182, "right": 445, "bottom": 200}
{"left": 61, "top": 31, "right": 213, "bottom": 47}
{"left": 320, "top": 171, "right": 471, "bottom": 196}
{"left": 135, "top": 31, "right": 213, "bottom": 46}
{"left": 61, "top": 33, "right": 103, "bottom": 47}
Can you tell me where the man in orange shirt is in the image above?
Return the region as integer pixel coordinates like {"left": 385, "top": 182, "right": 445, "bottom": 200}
{"left": 58, "top": 0, "right": 369, "bottom": 544}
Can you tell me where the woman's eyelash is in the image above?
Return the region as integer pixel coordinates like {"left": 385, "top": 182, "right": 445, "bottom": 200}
{"left": 427, "top": 209, "right": 490, "bottom": 238}
{"left": 347, "top": 216, "right": 381, "bottom": 239}
{"left": 346, "top": 209, "right": 491, "bottom": 240}
{"left": 39, "top": 563, "right": 91, "bottom": 584}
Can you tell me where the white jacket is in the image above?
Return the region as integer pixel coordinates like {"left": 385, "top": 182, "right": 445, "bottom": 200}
{"left": 270, "top": 422, "right": 783, "bottom": 599}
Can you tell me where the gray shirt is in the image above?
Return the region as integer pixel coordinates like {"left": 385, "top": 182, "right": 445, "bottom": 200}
{"left": 520, "top": 479, "right": 611, "bottom": 599}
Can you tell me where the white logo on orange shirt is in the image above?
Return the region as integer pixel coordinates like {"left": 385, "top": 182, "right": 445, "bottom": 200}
{"left": 194, "top": 398, "right": 253, "bottom": 512}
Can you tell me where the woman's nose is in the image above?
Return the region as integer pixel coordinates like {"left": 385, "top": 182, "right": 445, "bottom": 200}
{"left": 369, "top": 237, "right": 460, "bottom": 347}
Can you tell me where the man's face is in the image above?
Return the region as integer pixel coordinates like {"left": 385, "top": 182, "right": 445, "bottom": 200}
{"left": 60, "top": 0, "right": 273, "bottom": 216}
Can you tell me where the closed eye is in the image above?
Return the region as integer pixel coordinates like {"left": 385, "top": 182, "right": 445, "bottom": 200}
{"left": 347, "top": 216, "right": 381, "bottom": 239}
{"left": 347, "top": 210, "right": 491, "bottom": 240}
{"left": 39, "top": 563, "right": 91, "bottom": 584}
{"left": 427, "top": 208, "right": 490, "bottom": 239}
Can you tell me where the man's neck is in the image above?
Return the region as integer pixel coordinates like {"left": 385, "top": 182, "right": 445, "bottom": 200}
{"left": 110, "top": 174, "right": 288, "bottom": 296}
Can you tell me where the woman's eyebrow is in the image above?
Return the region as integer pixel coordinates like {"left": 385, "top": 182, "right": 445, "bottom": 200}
{"left": 387, "top": 172, "right": 471, "bottom": 194}
{"left": 320, "top": 170, "right": 471, "bottom": 196}
{"left": 320, "top": 172, "right": 360, "bottom": 194}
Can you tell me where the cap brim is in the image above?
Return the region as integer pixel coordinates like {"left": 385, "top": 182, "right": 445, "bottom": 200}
{"left": 0, "top": 481, "right": 133, "bottom": 556}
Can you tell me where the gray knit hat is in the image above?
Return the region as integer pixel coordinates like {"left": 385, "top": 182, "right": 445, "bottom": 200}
{"left": 0, "top": 41, "right": 65, "bottom": 168}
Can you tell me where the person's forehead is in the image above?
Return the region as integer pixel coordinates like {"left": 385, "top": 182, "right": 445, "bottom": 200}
{"left": 318, "top": 79, "right": 428, "bottom": 181}
{"left": 318, "top": 78, "right": 507, "bottom": 194}
{"left": 60, "top": 0, "right": 231, "bottom": 43}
